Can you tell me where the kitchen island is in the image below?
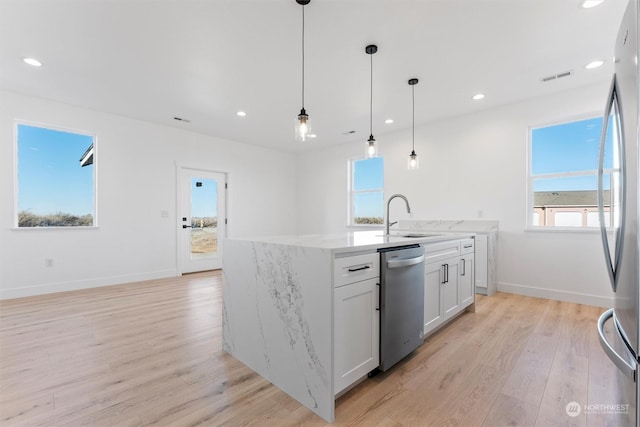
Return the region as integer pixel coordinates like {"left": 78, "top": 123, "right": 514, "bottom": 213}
{"left": 222, "top": 230, "right": 475, "bottom": 422}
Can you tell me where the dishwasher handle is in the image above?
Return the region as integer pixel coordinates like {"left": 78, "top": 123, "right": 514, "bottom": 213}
{"left": 386, "top": 255, "right": 425, "bottom": 269}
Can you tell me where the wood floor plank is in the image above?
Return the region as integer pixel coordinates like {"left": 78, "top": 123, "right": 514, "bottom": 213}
{"left": 534, "top": 301, "right": 594, "bottom": 427}
{"left": 0, "top": 272, "right": 619, "bottom": 426}
{"left": 501, "top": 300, "right": 561, "bottom": 407}
{"left": 482, "top": 393, "right": 539, "bottom": 427}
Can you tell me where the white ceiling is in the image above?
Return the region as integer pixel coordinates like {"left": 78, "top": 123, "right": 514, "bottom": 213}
{"left": 0, "top": 0, "right": 627, "bottom": 153}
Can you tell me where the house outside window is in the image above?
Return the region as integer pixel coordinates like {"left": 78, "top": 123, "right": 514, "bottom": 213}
{"left": 15, "top": 122, "right": 96, "bottom": 228}
{"left": 528, "top": 116, "right": 613, "bottom": 229}
{"left": 349, "top": 157, "right": 384, "bottom": 226}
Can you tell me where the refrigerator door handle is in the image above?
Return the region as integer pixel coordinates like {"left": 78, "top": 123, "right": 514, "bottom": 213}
{"left": 598, "top": 309, "right": 636, "bottom": 381}
{"left": 597, "top": 74, "right": 627, "bottom": 292}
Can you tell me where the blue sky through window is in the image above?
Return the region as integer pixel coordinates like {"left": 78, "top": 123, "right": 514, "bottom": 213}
{"left": 353, "top": 157, "right": 383, "bottom": 218}
{"left": 532, "top": 116, "right": 613, "bottom": 191}
{"left": 17, "top": 124, "right": 94, "bottom": 216}
{"left": 191, "top": 177, "right": 218, "bottom": 218}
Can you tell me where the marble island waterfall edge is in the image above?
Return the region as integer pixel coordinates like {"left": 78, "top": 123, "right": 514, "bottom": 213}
{"left": 222, "top": 239, "right": 334, "bottom": 422}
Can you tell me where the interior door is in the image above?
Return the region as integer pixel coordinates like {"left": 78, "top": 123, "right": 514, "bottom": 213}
{"left": 179, "top": 168, "right": 226, "bottom": 274}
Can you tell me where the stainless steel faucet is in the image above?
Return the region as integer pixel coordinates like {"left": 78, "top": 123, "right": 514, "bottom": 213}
{"left": 386, "top": 193, "right": 411, "bottom": 235}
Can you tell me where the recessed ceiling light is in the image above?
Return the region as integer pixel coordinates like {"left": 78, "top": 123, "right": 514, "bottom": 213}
{"left": 308, "top": 134, "right": 317, "bottom": 138}
{"left": 579, "top": 0, "right": 605, "bottom": 8}
{"left": 236, "top": 111, "right": 246, "bottom": 117}
{"left": 23, "top": 57, "right": 42, "bottom": 67}
{"left": 384, "top": 119, "right": 394, "bottom": 124}
{"left": 472, "top": 93, "right": 485, "bottom": 101}
{"left": 585, "top": 60, "right": 604, "bottom": 69}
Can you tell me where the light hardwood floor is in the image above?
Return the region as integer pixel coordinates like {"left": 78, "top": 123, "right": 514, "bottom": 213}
{"left": 0, "top": 271, "right": 628, "bottom": 426}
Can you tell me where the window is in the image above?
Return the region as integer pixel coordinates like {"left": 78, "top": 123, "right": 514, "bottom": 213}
{"left": 528, "top": 116, "right": 613, "bottom": 229}
{"left": 349, "top": 157, "right": 384, "bottom": 225}
{"left": 15, "top": 123, "right": 96, "bottom": 227}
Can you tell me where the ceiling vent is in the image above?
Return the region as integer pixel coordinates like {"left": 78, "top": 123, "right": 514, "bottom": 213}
{"left": 541, "top": 70, "right": 573, "bottom": 83}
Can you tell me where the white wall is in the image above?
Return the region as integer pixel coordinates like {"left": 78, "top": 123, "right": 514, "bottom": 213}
{"left": 0, "top": 90, "right": 297, "bottom": 299}
{"left": 296, "top": 83, "right": 615, "bottom": 307}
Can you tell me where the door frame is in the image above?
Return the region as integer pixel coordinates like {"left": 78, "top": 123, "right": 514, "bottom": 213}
{"left": 175, "top": 162, "right": 229, "bottom": 275}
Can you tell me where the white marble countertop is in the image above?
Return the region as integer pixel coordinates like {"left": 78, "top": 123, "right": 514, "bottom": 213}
{"left": 225, "top": 230, "right": 474, "bottom": 254}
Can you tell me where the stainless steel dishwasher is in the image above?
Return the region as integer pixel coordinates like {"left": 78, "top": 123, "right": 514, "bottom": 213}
{"left": 378, "top": 244, "right": 425, "bottom": 372}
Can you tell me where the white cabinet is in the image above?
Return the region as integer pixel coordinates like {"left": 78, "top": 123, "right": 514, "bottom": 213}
{"left": 423, "top": 238, "right": 475, "bottom": 336}
{"left": 396, "top": 220, "right": 497, "bottom": 297}
{"left": 474, "top": 233, "right": 488, "bottom": 291}
{"left": 460, "top": 254, "right": 475, "bottom": 307}
{"left": 334, "top": 253, "right": 379, "bottom": 287}
{"left": 333, "top": 254, "right": 379, "bottom": 395}
{"left": 459, "top": 237, "right": 475, "bottom": 307}
{"left": 424, "top": 255, "right": 460, "bottom": 334}
{"left": 442, "top": 261, "right": 460, "bottom": 319}
{"left": 424, "top": 261, "right": 444, "bottom": 333}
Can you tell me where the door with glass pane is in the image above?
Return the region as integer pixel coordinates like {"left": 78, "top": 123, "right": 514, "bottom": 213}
{"left": 179, "top": 168, "right": 226, "bottom": 274}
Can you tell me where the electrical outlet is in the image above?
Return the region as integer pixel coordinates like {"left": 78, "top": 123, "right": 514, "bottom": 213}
{"left": 478, "top": 210, "right": 484, "bottom": 218}
{"left": 160, "top": 210, "right": 169, "bottom": 218}
{"left": 45, "top": 258, "right": 54, "bottom": 268}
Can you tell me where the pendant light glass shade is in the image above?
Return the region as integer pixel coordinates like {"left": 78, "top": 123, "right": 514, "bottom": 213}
{"left": 296, "top": 108, "right": 310, "bottom": 141}
{"left": 367, "top": 135, "right": 378, "bottom": 158}
{"left": 295, "top": 0, "right": 311, "bottom": 142}
{"left": 407, "top": 78, "right": 419, "bottom": 170}
{"left": 408, "top": 150, "right": 419, "bottom": 170}
{"left": 365, "top": 44, "right": 378, "bottom": 157}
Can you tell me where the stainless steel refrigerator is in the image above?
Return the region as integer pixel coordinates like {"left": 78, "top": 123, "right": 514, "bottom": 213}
{"left": 597, "top": 0, "right": 640, "bottom": 426}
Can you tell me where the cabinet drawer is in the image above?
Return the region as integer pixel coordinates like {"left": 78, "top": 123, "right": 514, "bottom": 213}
{"left": 334, "top": 253, "right": 379, "bottom": 287}
{"left": 460, "top": 238, "right": 475, "bottom": 255}
{"left": 422, "top": 240, "right": 460, "bottom": 264}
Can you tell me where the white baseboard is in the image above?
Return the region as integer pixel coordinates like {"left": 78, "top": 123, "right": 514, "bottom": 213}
{"left": 497, "top": 282, "right": 614, "bottom": 308}
{"left": 0, "top": 269, "right": 178, "bottom": 300}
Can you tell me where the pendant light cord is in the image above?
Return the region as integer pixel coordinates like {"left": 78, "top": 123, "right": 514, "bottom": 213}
{"left": 301, "top": 5, "right": 305, "bottom": 108}
{"left": 412, "top": 85, "right": 415, "bottom": 151}
{"left": 370, "top": 52, "right": 373, "bottom": 136}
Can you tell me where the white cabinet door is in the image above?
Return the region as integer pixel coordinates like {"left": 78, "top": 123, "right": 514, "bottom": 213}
{"left": 334, "top": 277, "right": 379, "bottom": 395}
{"left": 475, "top": 234, "right": 488, "bottom": 290}
{"left": 442, "top": 260, "right": 460, "bottom": 320}
{"left": 459, "top": 254, "right": 475, "bottom": 307}
{"left": 424, "top": 261, "right": 444, "bottom": 335}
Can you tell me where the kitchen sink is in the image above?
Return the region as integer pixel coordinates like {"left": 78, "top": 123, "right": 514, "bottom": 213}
{"left": 398, "top": 233, "right": 441, "bottom": 238}
{"left": 377, "top": 233, "right": 442, "bottom": 238}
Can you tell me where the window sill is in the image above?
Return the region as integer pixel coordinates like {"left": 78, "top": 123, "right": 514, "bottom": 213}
{"left": 12, "top": 226, "right": 99, "bottom": 231}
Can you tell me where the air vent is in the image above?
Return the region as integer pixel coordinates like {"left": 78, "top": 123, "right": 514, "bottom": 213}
{"left": 541, "top": 70, "right": 573, "bottom": 83}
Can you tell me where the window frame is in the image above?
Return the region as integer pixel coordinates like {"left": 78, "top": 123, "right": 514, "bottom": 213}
{"left": 525, "top": 113, "right": 612, "bottom": 232}
{"left": 13, "top": 120, "right": 98, "bottom": 229}
{"left": 347, "top": 156, "right": 384, "bottom": 228}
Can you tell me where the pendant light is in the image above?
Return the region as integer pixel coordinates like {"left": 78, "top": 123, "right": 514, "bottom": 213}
{"left": 408, "top": 78, "right": 419, "bottom": 170}
{"left": 295, "top": 0, "right": 311, "bottom": 142}
{"left": 365, "top": 44, "right": 378, "bottom": 158}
